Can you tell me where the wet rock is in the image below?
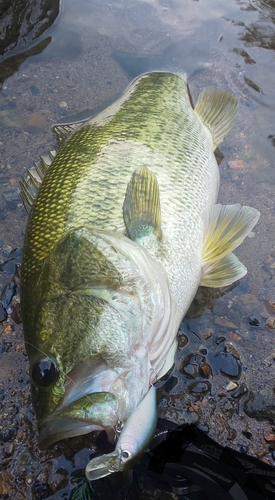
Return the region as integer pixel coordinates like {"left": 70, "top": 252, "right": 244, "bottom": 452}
{"left": 244, "top": 393, "right": 275, "bottom": 424}
{"left": 232, "top": 383, "right": 248, "bottom": 399}
{"left": 180, "top": 353, "right": 205, "bottom": 379}
{"left": 220, "top": 400, "right": 235, "bottom": 418}
{"left": 266, "top": 316, "right": 275, "bottom": 330}
{"left": 163, "top": 376, "right": 178, "bottom": 393}
{"left": 48, "top": 466, "right": 68, "bottom": 493}
{"left": 0, "top": 279, "right": 16, "bottom": 309}
{"left": 210, "top": 351, "right": 241, "bottom": 377}
{"left": 188, "top": 381, "right": 211, "bottom": 395}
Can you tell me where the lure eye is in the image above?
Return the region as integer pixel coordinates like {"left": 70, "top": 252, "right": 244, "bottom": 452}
{"left": 31, "top": 357, "right": 59, "bottom": 388}
{"left": 121, "top": 450, "right": 130, "bottom": 461}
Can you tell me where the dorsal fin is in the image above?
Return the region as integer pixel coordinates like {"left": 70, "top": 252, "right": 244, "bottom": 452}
{"left": 194, "top": 88, "right": 238, "bottom": 150}
{"left": 123, "top": 166, "right": 162, "bottom": 241}
{"left": 52, "top": 118, "right": 89, "bottom": 148}
{"left": 19, "top": 151, "right": 56, "bottom": 213}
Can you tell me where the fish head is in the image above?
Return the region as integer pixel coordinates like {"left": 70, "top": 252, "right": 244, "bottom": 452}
{"left": 25, "top": 226, "right": 163, "bottom": 449}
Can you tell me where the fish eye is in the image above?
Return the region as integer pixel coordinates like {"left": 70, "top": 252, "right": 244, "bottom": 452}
{"left": 31, "top": 357, "right": 59, "bottom": 388}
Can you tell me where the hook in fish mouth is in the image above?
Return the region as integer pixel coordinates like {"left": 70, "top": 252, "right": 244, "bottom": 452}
{"left": 86, "top": 386, "right": 157, "bottom": 481}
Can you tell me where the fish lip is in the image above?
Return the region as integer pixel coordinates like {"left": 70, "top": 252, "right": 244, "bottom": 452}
{"left": 38, "top": 416, "right": 108, "bottom": 450}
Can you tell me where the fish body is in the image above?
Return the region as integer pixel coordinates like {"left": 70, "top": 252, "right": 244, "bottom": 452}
{"left": 20, "top": 72, "right": 259, "bottom": 477}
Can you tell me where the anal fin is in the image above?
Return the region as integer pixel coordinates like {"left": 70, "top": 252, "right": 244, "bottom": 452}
{"left": 123, "top": 166, "right": 162, "bottom": 241}
{"left": 201, "top": 204, "right": 260, "bottom": 288}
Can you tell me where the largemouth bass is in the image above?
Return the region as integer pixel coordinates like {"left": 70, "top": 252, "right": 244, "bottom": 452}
{"left": 20, "top": 72, "right": 259, "bottom": 480}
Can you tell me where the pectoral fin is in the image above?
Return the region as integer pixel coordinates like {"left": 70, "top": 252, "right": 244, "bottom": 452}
{"left": 201, "top": 204, "right": 260, "bottom": 287}
{"left": 194, "top": 88, "right": 238, "bottom": 150}
{"left": 123, "top": 166, "right": 162, "bottom": 241}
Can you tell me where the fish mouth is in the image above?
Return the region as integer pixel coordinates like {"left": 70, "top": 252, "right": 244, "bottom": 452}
{"left": 38, "top": 391, "right": 119, "bottom": 450}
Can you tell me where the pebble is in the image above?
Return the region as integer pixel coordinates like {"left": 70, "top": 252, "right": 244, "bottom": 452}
{"left": 265, "top": 300, "right": 275, "bottom": 314}
{"left": 177, "top": 333, "right": 188, "bottom": 350}
{"left": 0, "top": 304, "right": 7, "bottom": 322}
{"left": 29, "top": 84, "right": 40, "bottom": 95}
{"left": 225, "top": 342, "right": 240, "bottom": 360}
{"left": 200, "top": 328, "right": 213, "bottom": 340}
{"left": 215, "top": 336, "right": 226, "bottom": 345}
{"left": 59, "top": 101, "right": 68, "bottom": 109}
{"left": 240, "top": 293, "right": 258, "bottom": 305}
{"left": 215, "top": 317, "right": 238, "bottom": 328}
{"left": 240, "top": 445, "right": 248, "bottom": 453}
{"left": 265, "top": 316, "right": 275, "bottom": 329}
{"left": 248, "top": 316, "right": 260, "bottom": 326}
{"left": 199, "top": 363, "right": 212, "bottom": 378}
{"left": 228, "top": 331, "right": 241, "bottom": 343}
{"left": 227, "top": 428, "right": 237, "bottom": 441}
{"left": 264, "top": 433, "right": 275, "bottom": 443}
{"left": 255, "top": 445, "right": 269, "bottom": 458}
{"left": 188, "top": 381, "right": 211, "bottom": 394}
{"left": 226, "top": 381, "right": 238, "bottom": 391}
{"left": 27, "top": 113, "right": 46, "bottom": 128}
{"left": 242, "top": 430, "right": 252, "bottom": 439}
{"left": 228, "top": 159, "right": 244, "bottom": 170}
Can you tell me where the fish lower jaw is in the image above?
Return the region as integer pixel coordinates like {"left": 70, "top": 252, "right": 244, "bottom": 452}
{"left": 38, "top": 417, "right": 115, "bottom": 450}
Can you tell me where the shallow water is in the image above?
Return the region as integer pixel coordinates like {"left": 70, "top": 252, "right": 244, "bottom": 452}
{"left": 1, "top": 0, "right": 275, "bottom": 498}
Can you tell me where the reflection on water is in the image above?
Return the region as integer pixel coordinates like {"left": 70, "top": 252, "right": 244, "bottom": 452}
{"left": 237, "top": 0, "right": 275, "bottom": 49}
{"left": 0, "top": 0, "right": 60, "bottom": 86}
{"left": 0, "top": 0, "right": 275, "bottom": 498}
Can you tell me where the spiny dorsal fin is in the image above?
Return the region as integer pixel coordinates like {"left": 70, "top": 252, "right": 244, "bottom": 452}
{"left": 52, "top": 119, "right": 89, "bottom": 148}
{"left": 123, "top": 166, "right": 162, "bottom": 241}
{"left": 194, "top": 88, "right": 238, "bottom": 150}
{"left": 19, "top": 151, "right": 55, "bottom": 213}
{"left": 201, "top": 203, "right": 260, "bottom": 287}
